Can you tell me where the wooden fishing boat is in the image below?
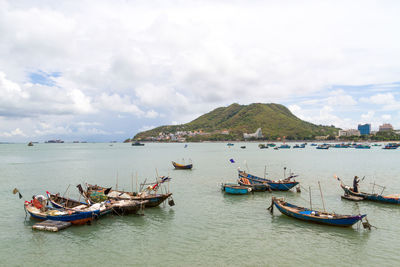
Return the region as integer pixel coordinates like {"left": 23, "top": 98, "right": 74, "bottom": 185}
{"left": 107, "top": 199, "right": 147, "bottom": 215}
{"left": 27, "top": 141, "right": 33, "bottom": 146}
{"left": 25, "top": 196, "right": 98, "bottom": 225}
{"left": 240, "top": 146, "right": 246, "bottom": 149}
{"left": 172, "top": 161, "right": 193, "bottom": 169}
{"left": 278, "top": 144, "right": 291, "bottom": 149}
{"left": 340, "top": 183, "right": 400, "bottom": 204}
{"left": 269, "top": 197, "right": 366, "bottom": 227}
{"left": 46, "top": 191, "right": 111, "bottom": 216}
{"left": 238, "top": 170, "right": 299, "bottom": 191}
{"left": 221, "top": 183, "right": 252, "bottom": 194}
{"left": 86, "top": 184, "right": 173, "bottom": 208}
{"left": 316, "top": 145, "right": 329, "bottom": 149}
{"left": 341, "top": 194, "right": 364, "bottom": 202}
{"left": 238, "top": 177, "right": 269, "bottom": 192}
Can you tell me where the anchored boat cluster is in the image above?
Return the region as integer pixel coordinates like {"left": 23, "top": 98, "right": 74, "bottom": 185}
{"left": 18, "top": 177, "right": 174, "bottom": 232}
{"left": 221, "top": 166, "right": 393, "bottom": 230}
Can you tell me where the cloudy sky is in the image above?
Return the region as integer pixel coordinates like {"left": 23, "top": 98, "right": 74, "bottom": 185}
{"left": 1, "top": 0, "right": 400, "bottom": 142}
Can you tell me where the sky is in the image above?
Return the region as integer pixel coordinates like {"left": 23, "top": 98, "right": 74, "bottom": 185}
{"left": 1, "top": 0, "right": 400, "bottom": 142}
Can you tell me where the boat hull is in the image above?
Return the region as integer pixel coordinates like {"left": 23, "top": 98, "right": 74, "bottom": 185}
{"left": 221, "top": 184, "right": 251, "bottom": 195}
{"left": 26, "top": 205, "right": 98, "bottom": 225}
{"left": 134, "top": 193, "right": 172, "bottom": 208}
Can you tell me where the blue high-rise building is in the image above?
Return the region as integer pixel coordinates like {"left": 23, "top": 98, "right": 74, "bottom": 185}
{"left": 358, "top": 124, "right": 371, "bottom": 135}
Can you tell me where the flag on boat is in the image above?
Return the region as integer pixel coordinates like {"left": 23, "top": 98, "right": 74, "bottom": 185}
{"left": 12, "top": 188, "right": 23, "bottom": 199}
{"left": 229, "top": 158, "right": 235, "bottom": 163}
{"left": 160, "top": 176, "right": 171, "bottom": 183}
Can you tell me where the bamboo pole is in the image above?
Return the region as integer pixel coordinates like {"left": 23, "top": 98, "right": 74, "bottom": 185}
{"left": 309, "top": 186, "right": 312, "bottom": 210}
{"left": 62, "top": 184, "right": 71, "bottom": 198}
{"left": 264, "top": 165, "right": 266, "bottom": 179}
{"left": 131, "top": 172, "right": 134, "bottom": 193}
{"left": 136, "top": 172, "right": 138, "bottom": 193}
{"left": 116, "top": 171, "right": 119, "bottom": 191}
{"left": 318, "top": 181, "right": 326, "bottom": 212}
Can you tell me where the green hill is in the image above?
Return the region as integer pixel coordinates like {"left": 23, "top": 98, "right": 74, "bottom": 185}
{"left": 133, "top": 103, "right": 339, "bottom": 141}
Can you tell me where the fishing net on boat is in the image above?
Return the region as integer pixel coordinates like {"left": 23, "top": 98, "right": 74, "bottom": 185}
{"left": 89, "top": 191, "right": 108, "bottom": 202}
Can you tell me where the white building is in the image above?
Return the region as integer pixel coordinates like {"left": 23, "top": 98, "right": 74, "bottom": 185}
{"left": 243, "top": 128, "right": 263, "bottom": 139}
{"left": 379, "top": 123, "right": 393, "bottom": 132}
{"left": 338, "top": 129, "right": 360, "bottom": 137}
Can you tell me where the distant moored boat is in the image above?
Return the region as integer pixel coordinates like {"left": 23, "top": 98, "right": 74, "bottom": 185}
{"left": 172, "top": 161, "right": 193, "bottom": 169}
{"left": 132, "top": 141, "right": 145, "bottom": 146}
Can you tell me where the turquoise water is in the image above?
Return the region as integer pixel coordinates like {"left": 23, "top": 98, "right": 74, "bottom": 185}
{"left": 1, "top": 143, "right": 399, "bottom": 266}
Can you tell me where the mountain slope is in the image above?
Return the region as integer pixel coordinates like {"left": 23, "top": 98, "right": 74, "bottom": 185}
{"left": 133, "top": 103, "right": 339, "bottom": 141}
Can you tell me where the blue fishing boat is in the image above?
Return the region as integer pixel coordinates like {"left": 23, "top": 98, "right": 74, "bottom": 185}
{"left": 227, "top": 143, "right": 234, "bottom": 146}
{"left": 310, "top": 143, "right": 318, "bottom": 146}
{"left": 316, "top": 145, "right": 329, "bottom": 149}
{"left": 269, "top": 197, "right": 366, "bottom": 227}
{"left": 340, "top": 183, "right": 400, "bottom": 204}
{"left": 383, "top": 144, "right": 398, "bottom": 149}
{"left": 332, "top": 143, "right": 349, "bottom": 148}
{"left": 25, "top": 196, "right": 99, "bottom": 225}
{"left": 278, "top": 144, "right": 291, "bottom": 149}
{"left": 238, "top": 170, "right": 299, "bottom": 191}
{"left": 355, "top": 144, "right": 371, "bottom": 149}
{"left": 221, "top": 183, "right": 251, "bottom": 194}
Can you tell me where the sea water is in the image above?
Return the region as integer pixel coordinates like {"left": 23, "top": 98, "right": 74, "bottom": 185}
{"left": 1, "top": 143, "right": 399, "bottom": 266}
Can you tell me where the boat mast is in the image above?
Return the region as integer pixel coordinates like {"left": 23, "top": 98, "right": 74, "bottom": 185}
{"left": 264, "top": 165, "right": 266, "bottom": 179}
{"left": 318, "top": 181, "right": 326, "bottom": 212}
{"left": 309, "top": 186, "right": 312, "bottom": 210}
{"left": 116, "top": 171, "right": 119, "bottom": 191}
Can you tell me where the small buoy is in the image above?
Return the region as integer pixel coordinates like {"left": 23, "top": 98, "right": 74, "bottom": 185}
{"left": 168, "top": 198, "right": 175, "bottom": 206}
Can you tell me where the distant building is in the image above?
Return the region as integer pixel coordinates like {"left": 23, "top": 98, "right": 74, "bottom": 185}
{"left": 379, "top": 123, "right": 393, "bottom": 132}
{"left": 338, "top": 129, "right": 360, "bottom": 137}
{"left": 358, "top": 124, "right": 371, "bottom": 135}
{"left": 315, "top": 135, "right": 329, "bottom": 140}
{"left": 243, "top": 128, "right": 263, "bottom": 139}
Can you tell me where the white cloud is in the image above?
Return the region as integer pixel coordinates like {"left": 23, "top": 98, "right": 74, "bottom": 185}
{"left": 327, "top": 90, "right": 357, "bottom": 106}
{"left": 360, "top": 93, "right": 400, "bottom": 111}
{"left": 139, "top": 125, "right": 156, "bottom": 132}
{"left": 1, "top": 1, "right": 400, "bottom": 140}
{"left": 361, "top": 111, "right": 375, "bottom": 121}
{"left": 145, "top": 110, "right": 159, "bottom": 119}
{"left": 95, "top": 93, "right": 144, "bottom": 115}
{"left": 382, "top": 114, "right": 391, "bottom": 121}
{"left": 0, "top": 128, "right": 27, "bottom": 137}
